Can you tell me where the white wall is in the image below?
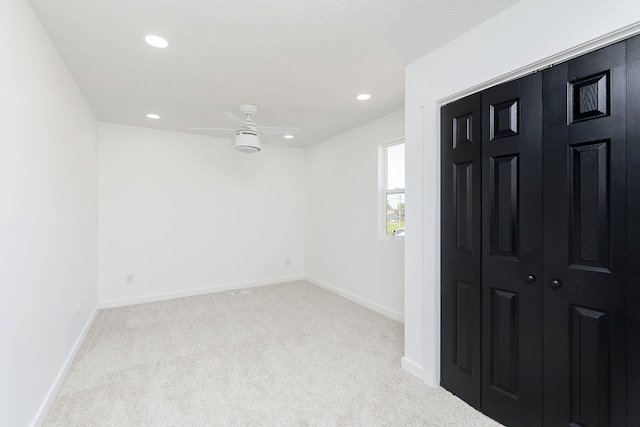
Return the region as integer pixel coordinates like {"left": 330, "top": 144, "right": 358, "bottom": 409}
{"left": 98, "top": 123, "right": 305, "bottom": 305}
{"left": 0, "top": 0, "right": 99, "bottom": 425}
{"left": 304, "top": 110, "right": 405, "bottom": 321}
{"left": 404, "top": 0, "right": 640, "bottom": 386}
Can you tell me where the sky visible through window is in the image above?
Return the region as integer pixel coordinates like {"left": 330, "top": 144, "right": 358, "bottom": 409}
{"left": 386, "top": 143, "right": 405, "bottom": 208}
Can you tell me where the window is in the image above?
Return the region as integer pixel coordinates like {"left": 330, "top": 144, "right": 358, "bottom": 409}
{"left": 380, "top": 139, "right": 405, "bottom": 237}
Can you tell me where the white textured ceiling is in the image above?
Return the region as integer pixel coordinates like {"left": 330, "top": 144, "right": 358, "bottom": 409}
{"left": 27, "top": 0, "right": 520, "bottom": 147}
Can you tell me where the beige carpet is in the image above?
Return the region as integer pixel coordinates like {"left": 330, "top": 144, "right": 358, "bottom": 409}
{"left": 44, "top": 280, "right": 501, "bottom": 426}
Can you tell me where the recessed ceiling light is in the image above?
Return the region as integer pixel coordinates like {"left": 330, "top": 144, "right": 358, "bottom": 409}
{"left": 356, "top": 93, "right": 372, "bottom": 101}
{"left": 284, "top": 135, "right": 294, "bottom": 139}
{"left": 146, "top": 113, "right": 160, "bottom": 119}
{"left": 144, "top": 35, "right": 169, "bottom": 48}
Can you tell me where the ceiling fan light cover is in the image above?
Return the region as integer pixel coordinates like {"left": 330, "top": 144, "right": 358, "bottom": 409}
{"left": 234, "top": 132, "right": 261, "bottom": 153}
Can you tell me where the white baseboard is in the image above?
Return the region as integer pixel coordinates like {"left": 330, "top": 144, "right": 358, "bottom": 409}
{"left": 304, "top": 275, "right": 404, "bottom": 323}
{"left": 401, "top": 356, "right": 425, "bottom": 381}
{"left": 31, "top": 304, "right": 99, "bottom": 427}
{"left": 99, "top": 275, "right": 305, "bottom": 309}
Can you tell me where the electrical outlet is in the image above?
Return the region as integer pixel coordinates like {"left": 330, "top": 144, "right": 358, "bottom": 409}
{"left": 126, "top": 273, "right": 135, "bottom": 284}
{"left": 286, "top": 258, "right": 290, "bottom": 266}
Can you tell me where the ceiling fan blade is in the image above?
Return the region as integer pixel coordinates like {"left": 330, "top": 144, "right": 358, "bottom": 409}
{"left": 260, "top": 133, "right": 287, "bottom": 146}
{"left": 225, "top": 112, "right": 246, "bottom": 127}
{"left": 259, "top": 127, "right": 300, "bottom": 135}
{"left": 189, "top": 127, "right": 236, "bottom": 131}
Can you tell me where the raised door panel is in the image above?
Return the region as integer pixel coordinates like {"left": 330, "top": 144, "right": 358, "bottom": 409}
{"left": 490, "top": 154, "right": 519, "bottom": 259}
{"left": 542, "top": 41, "right": 627, "bottom": 427}
{"left": 489, "top": 288, "right": 519, "bottom": 397}
{"left": 569, "top": 306, "right": 611, "bottom": 426}
{"left": 481, "top": 73, "right": 543, "bottom": 427}
{"left": 454, "top": 161, "right": 474, "bottom": 254}
{"left": 568, "top": 141, "right": 610, "bottom": 271}
{"left": 454, "top": 280, "right": 474, "bottom": 374}
{"left": 441, "top": 93, "right": 482, "bottom": 409}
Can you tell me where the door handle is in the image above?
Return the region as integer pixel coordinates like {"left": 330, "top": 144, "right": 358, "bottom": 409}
{"left": 550, "top": 279, "right": 562, "bottom": 289}
{"left": 525, "top": 275, "right": 536, "bottom": 284}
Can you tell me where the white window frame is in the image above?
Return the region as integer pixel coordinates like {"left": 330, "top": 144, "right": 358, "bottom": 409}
{"left": 379, "top": 138, "right": 405, "bottom": 239}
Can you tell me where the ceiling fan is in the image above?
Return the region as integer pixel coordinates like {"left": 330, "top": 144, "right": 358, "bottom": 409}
{"left": 191, "top": 104, "right": 300, "bottom": 153}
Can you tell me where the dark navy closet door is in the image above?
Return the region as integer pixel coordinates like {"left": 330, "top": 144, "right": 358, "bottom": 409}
{"left": 441, "top": 93, "right": 482, "bottom": 410}
{"left": 542, "top": 41, "right": 627, "bottom": 427}
{"left": 481, "top": 73, "right": 543, "bottom": 427}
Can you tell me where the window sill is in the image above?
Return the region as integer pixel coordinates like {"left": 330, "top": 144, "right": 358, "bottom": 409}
{"left": 380, "top": 235, "right": 405, "bottom": 241}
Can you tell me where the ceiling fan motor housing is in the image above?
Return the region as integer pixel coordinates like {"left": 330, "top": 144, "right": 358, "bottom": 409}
{"left": 234, "top": 130, "right": 261, "bottom": 153}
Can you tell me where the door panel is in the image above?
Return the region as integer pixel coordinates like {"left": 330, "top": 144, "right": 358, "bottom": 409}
{"left": 542, "top": 41, "right": 627, "bottom": 427}
{"left": 454, "top": 161, "right": 474, "bottom": 253}
{"left": 481, "top": 73, "right": 543, "bottom": 427}
{"left": 489, "top": 288, "right": 519, "bottom": 397}
{"left": 489, "top": 154, "right": 519, "bottom": 258}
{"left": 441, "top": 93, "right": 482, "bottom": 409}
{"left": 569, "top": 306, "right": 611, "bottom": 426}
{"left": 454, "top": 280, "right": 474, "bottom": 374}
{"left": 568, "top": 141, "right": 610, "bottom": 271}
